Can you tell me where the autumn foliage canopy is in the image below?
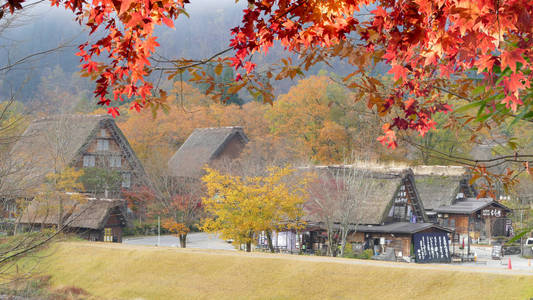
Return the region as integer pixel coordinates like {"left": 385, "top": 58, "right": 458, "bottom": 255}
{"left": 2, "top": 0, "right": 533, "bottom": 148}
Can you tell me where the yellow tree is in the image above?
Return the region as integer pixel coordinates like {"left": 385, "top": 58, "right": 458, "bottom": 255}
{"left": 201, "top": 166, "right": 306, "bottom": 252}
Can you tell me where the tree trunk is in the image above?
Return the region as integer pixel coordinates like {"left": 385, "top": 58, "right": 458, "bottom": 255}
{"left": 179, "top": 234, "right": 187, "bottom": 248}
{"left": 58, "top": 198, "right": 64, "bottom": 229}
{"left": 245, "top": 231, "right": 253, "bottom": 252}
{"left": 266, "top": 230, "right": 275, "bottom": 253}
{"left": 339, "top": 226, "right": 348, "bottom": 257}
{"left": 326, "top": 222, "right": 336, "bottom": 257}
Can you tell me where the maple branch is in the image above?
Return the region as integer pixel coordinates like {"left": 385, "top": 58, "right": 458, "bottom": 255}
{"left": 432, "top": 86, "right": 474, "bottom": 103}
{"left": 151, "top": 48, "right": 233, "bottom": 71}
{"left": 401, "top": 135, "right": 533, "bottom": 168}
{"left": 152, "top": 0, "right": 308, "bottom": 72}
{"left": 433, "top": 85, "right": 533, "bottom": 124}
{"left": 0, "top": 43, "right": 73, "bottom": 73}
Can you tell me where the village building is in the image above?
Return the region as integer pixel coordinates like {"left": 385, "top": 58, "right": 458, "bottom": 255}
{"left": 9, "top": 114, "right": 147, "bottom": 195}
{"left": 19, "top": 197, "right": 127, "bottom": 242}
{"left": 259, "top": 166, "right": 453, "bottom": 263}
{"left": 2, "top": 114, "right": 147, "bottom": 231}
{"left": 413, "top": 165, "right": 513, "bottom": 245}
{"left": 413, "top": 165, "right": 477, "bottom": 223}
{"left": 434, "top": 198, "right": 512, "bottom": 244}
{"left": 168, "top": 126, "right": 249, "bottom": 179}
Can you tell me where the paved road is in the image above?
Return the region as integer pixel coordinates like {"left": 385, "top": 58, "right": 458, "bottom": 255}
{"left": 123, "top": 234, "right": 533, "bottom": 272}
{"left": 84, "top": 241, "right": 533, "bottom": 276}
{"left": 124, "top": 232, "right": 236, "bottom": 250}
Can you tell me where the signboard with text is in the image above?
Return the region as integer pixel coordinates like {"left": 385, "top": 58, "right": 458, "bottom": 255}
{"left": 413, "top": 232, "right": 451, "bottom": 263}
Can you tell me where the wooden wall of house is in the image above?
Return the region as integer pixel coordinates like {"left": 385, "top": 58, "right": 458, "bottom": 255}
{"left": 105, "top": 209, "right": 124, "bottom": 242}
{"left": 347, "top": 231, "right": 365, "bottom": 243}
{"left": 441, "top": 214, "right": 469, "bottom": 235}
{"left": 368, "top": 233, "right": 411, "bottom": 257}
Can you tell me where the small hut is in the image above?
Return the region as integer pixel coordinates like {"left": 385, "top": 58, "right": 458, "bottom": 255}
{"left": 19, "top": 197, "right": 127, "bottom": 242}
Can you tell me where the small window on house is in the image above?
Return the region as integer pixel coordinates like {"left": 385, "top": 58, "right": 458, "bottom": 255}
{"left": 83, "top": 155, "right": 95, "bottom": 167}
{"left": 110, "top": 156, "right": 121, "bottom": 168}
{"left": 97, "top": 139, "right": 109, "bottom": 151}
{"left": 100, "top": 129, "right": 107, "bottom": 137}
{"left": 122, "top": 172, "right": 131, "bottom": 188}
{"left": 450, "top": 219, "right": 456, "bottom": 228}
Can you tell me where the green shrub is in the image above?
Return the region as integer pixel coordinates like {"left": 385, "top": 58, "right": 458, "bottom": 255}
{"left": 356, "top": 249, "right": 374, "bottom": 260}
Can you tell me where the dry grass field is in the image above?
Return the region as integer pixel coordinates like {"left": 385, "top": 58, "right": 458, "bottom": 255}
{"left": 22, "top": 242, "right": 533, "bottom": 299}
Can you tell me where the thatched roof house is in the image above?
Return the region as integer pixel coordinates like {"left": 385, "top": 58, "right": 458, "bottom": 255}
{"left": 293, "top": 165, "right": 453, "bottom": 262}
{"left": 302, "top": 165, "right": 428, "bottom": 226}
{"left": 168, "top": 127, "right": 248, "bottom": 178}
{"left": 413, "top": 165, "right": 476, "bottom": 213}
{"left": 8, "top": 114, "right": 147, "bottom": 196}
{"left": 20, "top": 197, "right": 127, "bottom": 242}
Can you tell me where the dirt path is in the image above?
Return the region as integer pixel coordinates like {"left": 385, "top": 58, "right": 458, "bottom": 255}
{"left": 67, "top": 242, "right": 533, "bottom": 276}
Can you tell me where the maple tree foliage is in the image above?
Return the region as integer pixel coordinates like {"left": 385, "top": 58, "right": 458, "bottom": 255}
{"left": 3, "top": 0, "right": 532, "bottom": 145}
{"left": 228, "top": 0, "right": 533, "bottom": 148}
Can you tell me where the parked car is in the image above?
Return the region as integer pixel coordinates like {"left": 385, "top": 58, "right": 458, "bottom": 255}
{"left": 526, "top": 238, "right": 533, "bottom": 248}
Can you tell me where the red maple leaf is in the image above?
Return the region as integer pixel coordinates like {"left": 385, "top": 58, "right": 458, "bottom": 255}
{"left": 388, "top": 63, "right": 408, "bottom": 81}
{"left": 501, "top": 49, "right": 527, "bottom": 73}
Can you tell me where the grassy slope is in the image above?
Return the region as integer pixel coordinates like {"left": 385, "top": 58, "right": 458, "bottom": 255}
{"left": 29, "top": 242, "right": 533, "bottom": 300}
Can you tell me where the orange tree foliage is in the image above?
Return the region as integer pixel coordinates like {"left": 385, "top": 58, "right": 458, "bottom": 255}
{"left": 116, "top": 77, "right": 406, "bottom": 167}
{"left": 265, "top": 75, "right": 392, "bottom": 162}
{"left": 162, "top": 219, "right": 189, "bottom": 236}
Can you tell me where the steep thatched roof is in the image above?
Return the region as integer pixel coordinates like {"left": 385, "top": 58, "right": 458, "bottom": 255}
{"left": 168, "top": 127, "right": 248, "bottom": 178}
{"left": 8, "top": 114, "right": 146, "bottom": 192}
{"left": 20, "top": 197, "right": 125, "bottom": 230}
{"left": 303, "top": 166, "right": 416, "bottom": 225}
{"left": 413, "top": 165, "right": 474, "bottom": 210}
{"left": 8, "top": 115, "right": 105, "bottom": 191}
{"left": 65, "top": 199, "right": 125, "bottom": 229}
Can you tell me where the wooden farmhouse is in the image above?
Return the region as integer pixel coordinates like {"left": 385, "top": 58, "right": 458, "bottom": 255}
{"left": 168, "top": 126, "right": 248, "bottom": 179}
{"left": 19, "top": 197, "right": 127, "bottom": 242}
{"left": 413, "top": 165, "right": 512, "bottom": 245}
{"left": 259, "top": 166, "right": 453, "bottom": 263}
{"left": 3, "top": 114, "right": 147, "bottom": 238}
{"left": 9, "top": 114, "right": 147, "bottom": 196}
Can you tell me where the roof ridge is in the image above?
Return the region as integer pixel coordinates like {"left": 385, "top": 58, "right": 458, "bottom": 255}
{"left": 33, "top": 114, "right": 110, "bottom": 123}
{"left": 412, "top": 165, "right": 468, "bottom": 176}
{"left": 194, "top": 126, "right": 243, "bottom": 131}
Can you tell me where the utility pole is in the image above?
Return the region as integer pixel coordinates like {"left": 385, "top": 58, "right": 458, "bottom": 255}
{"left": 158, "top": 216, "right": 161, "bottom": 247}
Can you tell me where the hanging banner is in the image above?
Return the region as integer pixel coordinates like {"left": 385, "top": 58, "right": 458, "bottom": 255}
{"left": 413, "top": 232, "right": 451, "bottom": 263}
